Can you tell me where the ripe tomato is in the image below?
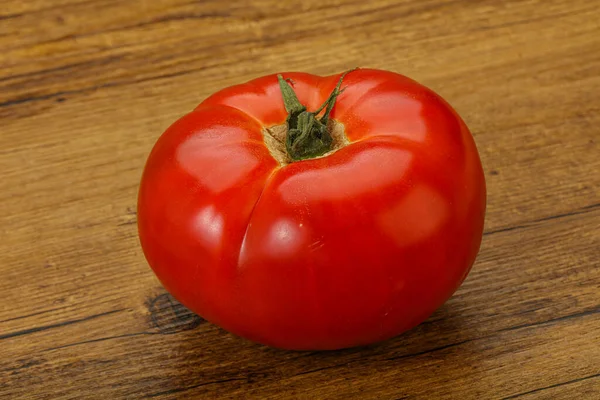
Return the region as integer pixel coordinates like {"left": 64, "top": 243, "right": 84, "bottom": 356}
{"left": 138, "top": 68, "right": 486, "bottom": 350}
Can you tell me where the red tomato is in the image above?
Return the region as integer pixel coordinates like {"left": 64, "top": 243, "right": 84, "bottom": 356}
{"left": 138, "top": 68, "right": 486, "bottom": 350}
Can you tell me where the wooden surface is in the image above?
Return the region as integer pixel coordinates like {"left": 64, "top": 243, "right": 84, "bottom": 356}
{"left": 1, "top": 0, "right": 599, "bottom": 398}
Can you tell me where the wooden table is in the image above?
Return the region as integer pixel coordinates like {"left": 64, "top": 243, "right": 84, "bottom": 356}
{"left": 1, "top": 0, "right": 599, "bottom": 398}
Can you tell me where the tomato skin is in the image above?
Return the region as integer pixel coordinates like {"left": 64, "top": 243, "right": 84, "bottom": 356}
{"left": 138, "top": 69, "right": 486, "bottom": 350}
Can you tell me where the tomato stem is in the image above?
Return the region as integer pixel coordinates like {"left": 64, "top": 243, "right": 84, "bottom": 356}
{"left": 277, "top": 70, "right": 355, "bottom": 161}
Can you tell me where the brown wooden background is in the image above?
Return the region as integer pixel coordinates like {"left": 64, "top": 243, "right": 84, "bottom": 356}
{"left": 1, "top": 0, "right": 599, "bottom": 398}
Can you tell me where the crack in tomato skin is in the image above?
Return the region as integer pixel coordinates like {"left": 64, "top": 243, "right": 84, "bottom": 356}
{"left": 138, "top": 68, "right": 486, "bottom": 350}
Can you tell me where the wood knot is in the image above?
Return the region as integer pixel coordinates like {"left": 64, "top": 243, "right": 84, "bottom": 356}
{"left": 148, "top": 293, "right": 204, "bottom": 334}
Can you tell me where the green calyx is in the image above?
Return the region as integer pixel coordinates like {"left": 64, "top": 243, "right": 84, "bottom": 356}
{"left": 277, "top": 70, "right": 355, "bottom": 161}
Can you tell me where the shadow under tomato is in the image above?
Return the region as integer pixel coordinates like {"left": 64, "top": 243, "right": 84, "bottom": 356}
{"left": 142, "top": 290, "right": 474, "bottom": 397}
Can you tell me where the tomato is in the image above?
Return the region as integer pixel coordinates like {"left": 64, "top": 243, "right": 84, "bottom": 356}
{"left": 137, "top": 68, "right": 486, "bottom": 350}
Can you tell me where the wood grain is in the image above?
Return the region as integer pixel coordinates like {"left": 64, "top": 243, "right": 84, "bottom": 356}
{"left": 1, "top": 0, "right": 599, "bottom": 398}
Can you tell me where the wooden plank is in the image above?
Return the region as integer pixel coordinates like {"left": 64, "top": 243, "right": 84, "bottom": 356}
{"left": 1, "top": 0, "right": 596, "bottom": 108}
{"left": 1, "top": 0, "right": 599, "bottom": 398}
{"left": 1, "top": 0, "right": 598, "bottom": 229}
{"left": 1, "top": 201, "right": 598, "bottom": 398}
{"left": 503, "top": 374, "right": 600, "bottom": 399}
